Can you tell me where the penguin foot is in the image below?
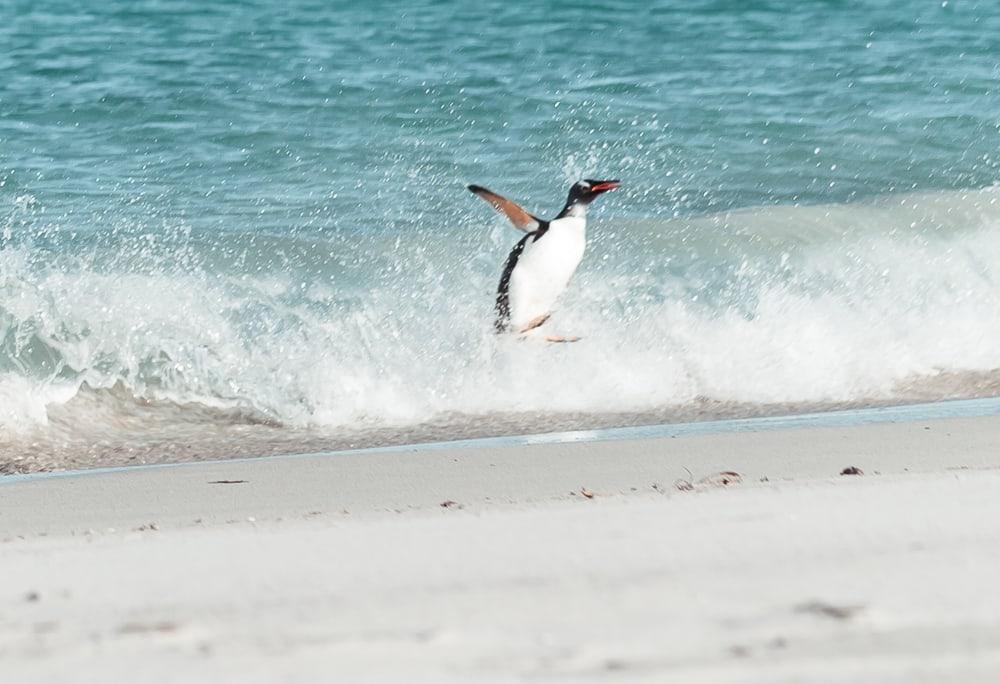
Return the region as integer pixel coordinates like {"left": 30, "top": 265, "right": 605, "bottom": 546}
{"left": 517, "top": 314, "right": 551, "bottom": 334}
{"left": 544, "top": 335, "right": 581, "bottom": 343}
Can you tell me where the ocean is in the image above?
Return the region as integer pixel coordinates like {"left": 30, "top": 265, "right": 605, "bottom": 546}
{"left": 3, "top": 0, "right": 1000, "bottom": 472}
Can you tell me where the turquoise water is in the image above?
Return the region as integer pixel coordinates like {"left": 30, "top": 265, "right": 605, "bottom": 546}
{"left": 3, "top": 1, "right": 1000, "bottom": 470}
{"left": 5, "top": 1, "right": 1000, "bottom": 226}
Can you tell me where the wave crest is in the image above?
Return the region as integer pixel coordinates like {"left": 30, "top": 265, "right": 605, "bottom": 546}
{"left": 3, "top": 186, "right": 1000, "bottom": 440}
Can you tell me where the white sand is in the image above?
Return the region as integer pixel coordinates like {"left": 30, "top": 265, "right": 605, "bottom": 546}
{"left": 2, "top": 413, "right": 1000, "bottom": 682}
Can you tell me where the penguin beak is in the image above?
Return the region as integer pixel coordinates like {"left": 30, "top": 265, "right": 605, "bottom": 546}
{"left": 589, "top": 180, "right": 620, "bottom": 193}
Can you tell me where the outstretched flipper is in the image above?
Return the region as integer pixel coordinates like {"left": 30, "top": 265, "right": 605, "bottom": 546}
{"left": 468, "top": 185, "right": 543, "bottom": 233}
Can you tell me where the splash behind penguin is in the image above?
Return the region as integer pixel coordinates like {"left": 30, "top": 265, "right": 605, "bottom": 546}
{"left": 468, "top": 179, "right": 620, "bottom": 342}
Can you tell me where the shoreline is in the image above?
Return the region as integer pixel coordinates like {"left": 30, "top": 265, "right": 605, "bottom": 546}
{"left": 3, "top": 405, "right": 1000, "bottom": 538}
{"left": 5, "top": 394, "right": 1000, "bottom": 484}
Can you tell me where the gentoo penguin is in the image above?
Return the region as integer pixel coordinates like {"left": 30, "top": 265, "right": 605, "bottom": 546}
{"left": 468, "top": 179, "right": 620, "bottom": 341}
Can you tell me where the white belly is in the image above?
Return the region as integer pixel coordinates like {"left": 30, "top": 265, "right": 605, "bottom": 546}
{"left": 507, "top": 217, "right": 586, "bottom": 330}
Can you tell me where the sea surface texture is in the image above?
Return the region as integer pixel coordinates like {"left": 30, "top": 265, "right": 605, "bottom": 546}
{"left": 3, "top": 0, "right": 1000, "bottom": 471}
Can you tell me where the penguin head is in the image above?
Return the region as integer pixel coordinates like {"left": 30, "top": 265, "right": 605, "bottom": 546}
{"left": 567, "top": 179, "right": 621, "bottom": 206}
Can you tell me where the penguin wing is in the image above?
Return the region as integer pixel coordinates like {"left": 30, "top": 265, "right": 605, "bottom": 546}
{"left": 467, "top": 185, "right": 542, "bottom": 233}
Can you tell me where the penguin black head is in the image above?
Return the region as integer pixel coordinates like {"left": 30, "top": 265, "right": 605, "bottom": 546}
{"left": 566, "top": 179, "right": 621, "bottom": 206}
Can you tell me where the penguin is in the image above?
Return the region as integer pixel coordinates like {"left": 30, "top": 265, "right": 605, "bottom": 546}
{"left": 468, "top": 179, "right": 620, "bottom": 341}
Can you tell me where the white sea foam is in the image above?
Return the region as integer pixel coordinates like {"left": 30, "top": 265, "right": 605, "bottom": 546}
{"left": 2, "top": 186, "right": 1000, "bottom": 439}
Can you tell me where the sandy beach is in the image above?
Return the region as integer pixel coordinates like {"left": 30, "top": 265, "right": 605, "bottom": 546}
{"left": 3, "top": 409, "right": 1000, "bottom": 682}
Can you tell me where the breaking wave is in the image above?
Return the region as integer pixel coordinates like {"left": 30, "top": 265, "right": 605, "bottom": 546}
{"left": 3, "top": 185, "right": 1000, "bottom": 465}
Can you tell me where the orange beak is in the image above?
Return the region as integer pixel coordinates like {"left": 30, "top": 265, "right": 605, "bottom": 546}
{"left": 590, "top": 180, "right": 621, "bottom": 193}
